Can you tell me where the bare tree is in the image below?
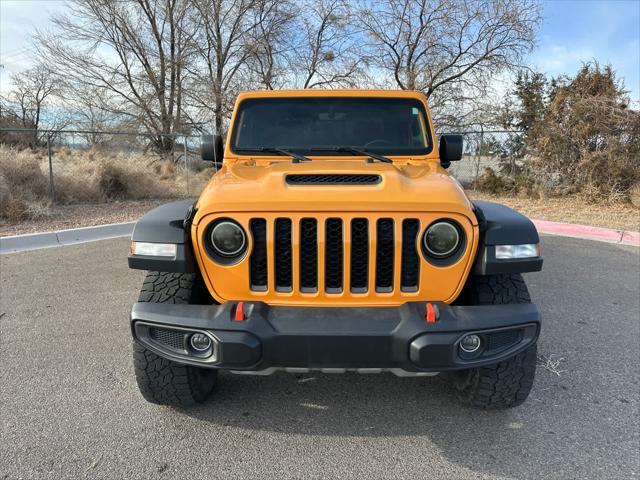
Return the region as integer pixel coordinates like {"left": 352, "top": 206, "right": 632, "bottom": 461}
{"left": 189, "top": 0, "right": 262, "bottom": 134}
{"left": 288, "top": 0, "right": 361, "bottom": 89}
{"left": 37, "top": 0, "right": 196, "bottom": 150}
{"left": 1, "top": 64, "right": 61, "bottom": 146}
{"left": 246, "top": 0, "right": 295, "bottom": 89}
{"left": 359, "top": 0, "right": 541, "bottom": 121}
{"left": 25, "top": 0, "right": 543, "bottom": 138}
{"left": 60, "top": 84, "right": 118, "bottom": 145}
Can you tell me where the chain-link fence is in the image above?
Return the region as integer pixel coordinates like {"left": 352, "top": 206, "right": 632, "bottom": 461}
{"left": 445, "top": 130, "right": 525, "bottom": 187}
{"left": 0, "top": 128, "right": 214, "bottom": 204}
{"left": 0, "top": 127, "right": 523, "bottom": 204}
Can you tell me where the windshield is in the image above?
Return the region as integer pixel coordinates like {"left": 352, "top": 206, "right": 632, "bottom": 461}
{"left": 231, "top": 97, "right": 432, "bottom": 156}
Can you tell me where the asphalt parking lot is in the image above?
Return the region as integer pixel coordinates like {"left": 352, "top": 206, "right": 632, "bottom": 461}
{"left": 1, "top": 235, "right": 638, "bottom": 479}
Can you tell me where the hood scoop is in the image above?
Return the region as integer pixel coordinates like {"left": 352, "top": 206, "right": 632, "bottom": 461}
{"left": 285, "top": 174, "right": 382, "bottom": 185}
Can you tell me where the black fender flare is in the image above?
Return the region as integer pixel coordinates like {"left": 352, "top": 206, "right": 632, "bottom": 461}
{"left": 472, "top": 200, "right": 543, "bottom": 275}
{"left": 128, "top": 199, "right": 197, "bottom": 273}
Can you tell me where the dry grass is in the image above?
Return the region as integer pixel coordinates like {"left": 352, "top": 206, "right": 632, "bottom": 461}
{"left": 0, "top": 199, "right": 167, "bottom": 236}
{"left": 0, "top": 145, "right": 213, "bottom": 222}
{"left": 467, "top": 190, "right": 640, "bottom": 232}
{"left": 536, "top": 354, "right": 566, "bottom": 376}
{"left": 630, "top": 183, "right": 640, "bottom": 209}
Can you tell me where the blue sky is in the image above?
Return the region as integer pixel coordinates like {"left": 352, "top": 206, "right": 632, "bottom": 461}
{"left": 0, "top": 0, "right": 639, "bottom": 103}
{"left": 531, "top": 0, "right": 639, "bottom": 102}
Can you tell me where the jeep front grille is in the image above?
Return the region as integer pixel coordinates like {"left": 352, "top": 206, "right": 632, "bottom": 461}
{"left": 299, "top": 218, "right": 318, "bottom": 292}
{"left": 375, "top": 219, "right": 395, "bottom": 292}
{"left": 249, "top": 219, "right": 268, "bottom": 291}
{"left": 400, "top": 219, "right": 420, "bottom": 292}
{"left": 274, "top": 218, "right": 293, "bottom": 292}
{"left": 325, "top": 218, "right": 344, "bottom": 293}
{"left": 350, "top": 218, "right": 369, "bottom": 293}
{"left": 248, "top": 216, "right": 422, "bottom": 295}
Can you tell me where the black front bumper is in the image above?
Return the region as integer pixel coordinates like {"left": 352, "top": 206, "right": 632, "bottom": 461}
{"left": 130, "top": 302, "right": 540, "bottom": 373}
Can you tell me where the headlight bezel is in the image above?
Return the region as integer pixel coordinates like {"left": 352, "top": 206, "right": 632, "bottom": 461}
{"left": 204, "top": 218, "right": 248, "bottom": 265}
{"left": 421, "top": 219, "right": 466, "bottom": 266}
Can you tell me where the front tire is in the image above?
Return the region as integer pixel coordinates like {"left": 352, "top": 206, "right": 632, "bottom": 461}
{"left": 133, "top": 272, "right": 217, "bottom": 407}
{"left": 451, "top": 273, "right": 537, "bottom": 409}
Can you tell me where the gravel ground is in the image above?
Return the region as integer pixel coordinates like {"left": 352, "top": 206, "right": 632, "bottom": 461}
{"left": 0, "top": 235, "right": 638, "bottom": 479}
{"left": 0, "top": 199, "right": 168, "bottom": 236}
{"left": 467, "top": 191, "right": 640, "bottom": 232}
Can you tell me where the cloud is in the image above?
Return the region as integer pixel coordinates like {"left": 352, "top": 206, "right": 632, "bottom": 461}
{"left": 0, "top": 1, "right": 68, "bottom": 92}
{"left": 532, "top": 43, "right": 595, "bottom": 74}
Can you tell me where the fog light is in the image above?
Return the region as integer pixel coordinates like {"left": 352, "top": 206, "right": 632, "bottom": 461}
{"left": 460, "top": 334, "right": 481, "bottom": 353}
{"left": 189, "top": 333, "right": 212, "bottom": 352}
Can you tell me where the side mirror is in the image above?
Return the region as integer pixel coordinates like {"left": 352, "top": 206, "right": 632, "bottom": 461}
{"left": 439, "top": 134, "right": 463, "bottom": 169}
{"left": 201, "top": 134, "right": 224, "bottom": 167}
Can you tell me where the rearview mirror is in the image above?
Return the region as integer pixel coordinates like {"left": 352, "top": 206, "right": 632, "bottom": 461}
{"left": 439, "top": 134, "right": 463, "bottom": 169}
{"left": 201, "top": 134, "right": 224, "bottom": 167}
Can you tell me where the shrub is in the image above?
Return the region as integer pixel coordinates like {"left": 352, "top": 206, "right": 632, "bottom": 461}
{"left": 500, "top": 63, "right": 640, "bottom": 205}
{"left": 530, "top": 64, "right": 640, "bottom": 203}
{"left": 0, "top": 145, "right": 215, "bottom": 222}
{"left": 0, "top": 148, "right": 50, "bottom": 221}
{"left": 630, "top": 183, "right": 640, "bottom": 209}
{"left": 472, "top": 167, "right": 511, "bottom": 194}
{"left": 95, "top": 161, "right": 129, "bottom": 199}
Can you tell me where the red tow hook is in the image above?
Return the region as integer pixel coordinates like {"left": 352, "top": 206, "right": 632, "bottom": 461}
{"left": 425, "top": 303, "right": 439, "bottom": 324}
{"left": 234, "top": 301, "right": 246, "bottom": 321}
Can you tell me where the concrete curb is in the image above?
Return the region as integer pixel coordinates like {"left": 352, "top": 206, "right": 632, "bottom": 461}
{"left": 1, "top": 217, "right": 638, "bottom": 255}
{"left": 0, "top": 222, "right": 135, "bottom": 254}
{"left": 533, "top": 220, "right": 640, "bottom": 246}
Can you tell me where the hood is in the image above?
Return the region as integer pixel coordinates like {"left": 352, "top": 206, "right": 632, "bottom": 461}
{"left": 194, "top": 159, "right": 476, "bottom": 225}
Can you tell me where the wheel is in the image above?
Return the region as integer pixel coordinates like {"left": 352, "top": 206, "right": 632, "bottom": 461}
{"left": 132, "top": 271, "right": 218, "bottom": 407}
{"left": 451, "top": 273, "right": 537, "bottom": 409}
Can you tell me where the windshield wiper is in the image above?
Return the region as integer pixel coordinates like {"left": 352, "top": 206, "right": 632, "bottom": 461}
{"left": 310, "top": 146, "right": 393, "bottom": 164}
{"left": 235, "top": 147, "right": 311, "bottom": 163}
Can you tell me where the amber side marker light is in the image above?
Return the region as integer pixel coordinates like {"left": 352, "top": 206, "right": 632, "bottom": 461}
{"left": 131, "top": 241, "right": 178, "bottom": 258}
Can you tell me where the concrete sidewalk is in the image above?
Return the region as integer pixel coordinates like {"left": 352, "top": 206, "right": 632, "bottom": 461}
{"left": 0, "top": 222, "right": 135, "bottom": 254}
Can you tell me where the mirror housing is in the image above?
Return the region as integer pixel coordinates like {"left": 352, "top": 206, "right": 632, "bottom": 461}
{"left": 201, "top": 134, "right": 224, "bottom": 166}
{"left": 439, "top": 134, "right": 463, "bottom": 169}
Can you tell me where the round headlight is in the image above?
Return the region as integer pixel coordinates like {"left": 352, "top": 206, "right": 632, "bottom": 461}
{"left": 423, "top": 221, "right": 461, "bottom": 258}
{"left": 210, "top": 220, "right": 246, "bottom": 257}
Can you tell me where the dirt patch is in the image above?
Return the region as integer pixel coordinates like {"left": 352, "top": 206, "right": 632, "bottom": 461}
{"left": 468, "top": 190, "right": 640, "bottom": 232}
{"left": 0, "top": 200, "right": 167, "bottom": 236}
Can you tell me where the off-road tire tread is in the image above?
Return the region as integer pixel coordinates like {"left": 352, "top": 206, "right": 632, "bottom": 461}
{"left": 133, "top": 271, "right": 216, "bottom": 407}
{"left": 453, "top": 343, "right": 537, "bottom": 409}
{"left": 452, "top": 273, "right": 537, "bottom": 409}
{"left": 138, "top": 271, "right": 198, "bottom": 304}
{"left": 468, "top": 273, "right": 531, "bottom": 305}
{"left": 132, "top": 342, "right": 216, "bottom": 406}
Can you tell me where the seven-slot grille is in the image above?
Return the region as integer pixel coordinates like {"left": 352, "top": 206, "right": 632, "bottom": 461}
{"left": 249, "top": 217, "right": 421, "bottom": 294}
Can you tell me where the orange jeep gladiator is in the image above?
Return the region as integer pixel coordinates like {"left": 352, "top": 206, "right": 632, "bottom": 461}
{"left": 128, "top": 90, "right": 543, "bottom": 409}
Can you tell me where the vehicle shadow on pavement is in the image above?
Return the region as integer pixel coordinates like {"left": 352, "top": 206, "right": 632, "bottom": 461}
{"left": 180, "top": 371, "right": 554, "bottom": 478}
